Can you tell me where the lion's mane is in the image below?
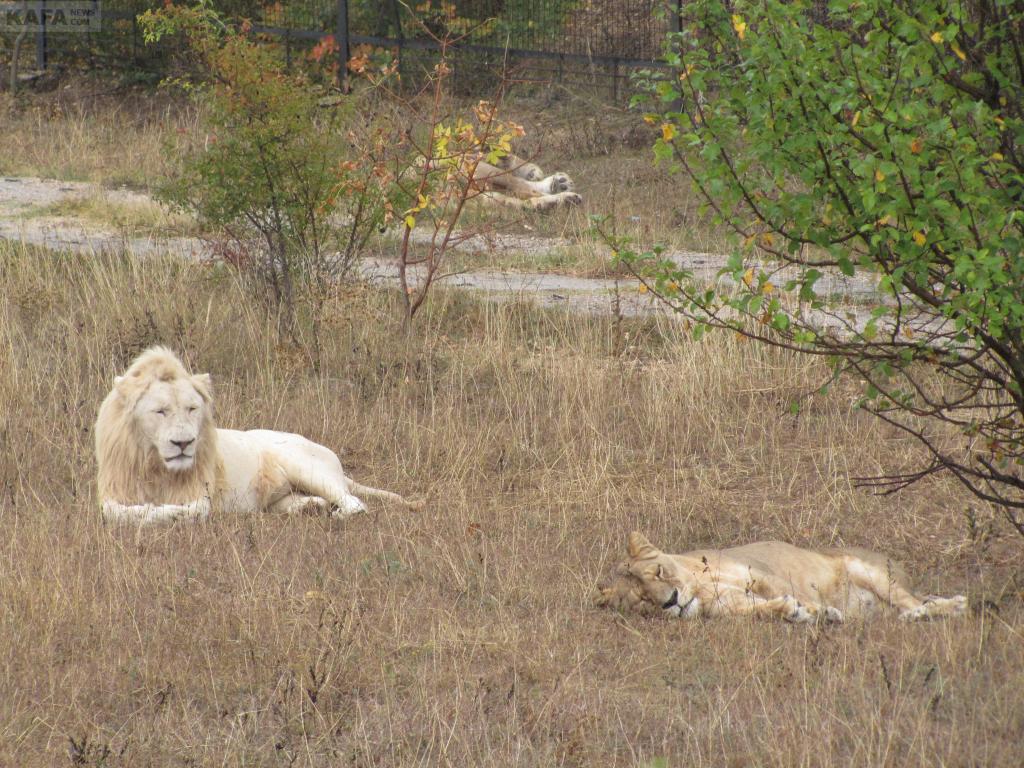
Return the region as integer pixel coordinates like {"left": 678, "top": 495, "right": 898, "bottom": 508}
{"left": 95, "top": 347, "right": 223, "bottom": 506}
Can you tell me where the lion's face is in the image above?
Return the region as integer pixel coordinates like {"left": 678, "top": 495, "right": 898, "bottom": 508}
{"left": 596, "top": 533, "right": 701, "bottom": 619}
{"left": 624, "top": 557, "right": 700, "bottom": 618}
{"left": 596, "top": 567, "right": 661, "bottom": 617}
{"left": 133, "top": 377, "right": 207, "bottom": 472}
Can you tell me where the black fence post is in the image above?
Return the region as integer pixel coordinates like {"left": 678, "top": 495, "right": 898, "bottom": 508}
{"left": 36, "top": 0, "right": 48, "bottom": 71}
{"left": 336, "top": 0, "right": 350, "bottom": 92}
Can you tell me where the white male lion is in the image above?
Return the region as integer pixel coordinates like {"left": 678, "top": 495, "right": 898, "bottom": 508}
{"left": 95, "top": 347, "right": 422, "bottom": 524}
{"left": 596, "top": 532, "right": 968, "bottom": 624}
{"left": 470, "top": 153, "right": 582, "bottom": 211}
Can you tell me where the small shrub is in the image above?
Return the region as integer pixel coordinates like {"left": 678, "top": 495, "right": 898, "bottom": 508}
{"left": 140, "top": 1, "right": 395, "bottom": 357}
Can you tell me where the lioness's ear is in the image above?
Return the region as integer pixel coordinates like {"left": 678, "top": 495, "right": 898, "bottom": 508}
{"left": 627, "top": 531, "right": 659, "bottom": 559}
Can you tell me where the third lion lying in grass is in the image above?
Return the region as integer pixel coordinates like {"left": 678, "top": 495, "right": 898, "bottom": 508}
{"left": 470, "top": 153, "right": 581, "bottom": 211}
{"left": 596, "top": 532, "right": 968, "bottom": 624}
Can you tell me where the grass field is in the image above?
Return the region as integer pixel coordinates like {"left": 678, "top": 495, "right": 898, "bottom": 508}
{"left": 1, "top": 239, "right": 1022, "bottom": 767}
{"left": 2, "top": 70, "right": 1023, "bottom": 767}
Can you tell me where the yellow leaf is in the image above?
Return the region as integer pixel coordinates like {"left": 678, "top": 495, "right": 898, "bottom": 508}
{"left": 742, "top": 267, "right": 755, "bottom": 287}
{"left": 760, "top": 232, "right": 774, "bottom": 247}
{"left": 732, "top": 14, "right": 746, "bottom": 40}
{"left": 930, "top": 31, "right": 943, "bottom": 43}
{"left": 951, "top": 42, "right": 966, "bottom": 60}
{"left": 912, "top": 231, "right": 927, "bottom": 246}
{"left": 761, "top": 281, "right": 774, "bottom": 294}
{"left": 638, "top": 283, "right": 649, "bottom": 294}
{"left": 910, "top": 137, "right": 923, "bottom": 154}
{"left": 877, "top": 214, "right": 894, "bottom": 227}
{"left": 661, "top": 123, "right": 678, "bottom": 142}
{"left": 404, "top": 215, "right": 416, "bottom": 229}
{"left": 875, "top": 169, "right": 885, "bottom": 182}
{"left": 851, "top": 110, "right": 861, "bottom": 127}
{"left": 667, "top": 280, "right": 679, "bottom": 293}
{"left": 991, "top": 152, "right": 1004, "bottom": 161}
{"left": 643, "top": 113, "right": 657, "bottom": 125}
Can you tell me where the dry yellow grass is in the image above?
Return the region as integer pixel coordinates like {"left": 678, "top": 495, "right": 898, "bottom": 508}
{"left": 0, "top": 79, "right": 198, "bottom": 188}
{"left": 1, "top": 239, "right": 1021, "bottom": 766}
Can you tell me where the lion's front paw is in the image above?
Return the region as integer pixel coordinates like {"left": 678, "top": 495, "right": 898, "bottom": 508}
{"left": 331, "top": 498, "right": 369, "bottom": 519}
{"left": 297, "top": 496, "right": 331, "bottom": 516}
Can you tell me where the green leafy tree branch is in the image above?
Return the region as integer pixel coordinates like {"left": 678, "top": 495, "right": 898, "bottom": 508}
{"left": 613, "top": 0, "right": 1024, "bottom": 532}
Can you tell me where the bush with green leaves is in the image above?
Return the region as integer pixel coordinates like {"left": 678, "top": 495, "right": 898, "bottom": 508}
{"left": 615, "top": 0, "right": 1024, "bottom": 531}
{"left": 140, "top": 2, "right": 395, "bottom": 352}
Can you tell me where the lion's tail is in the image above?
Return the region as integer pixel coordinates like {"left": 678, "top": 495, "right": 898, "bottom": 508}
{"left": 348, "top": 481, "right": 426, "bottom": 510}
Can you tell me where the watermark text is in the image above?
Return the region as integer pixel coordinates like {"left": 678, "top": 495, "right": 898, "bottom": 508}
{"left": 0, "top": 2, "right": 102, "bottom": 34}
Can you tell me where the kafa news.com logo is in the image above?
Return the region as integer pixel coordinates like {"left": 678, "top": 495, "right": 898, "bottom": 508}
{"left": 0, "top": 2, "right": 102, "bottom": 34}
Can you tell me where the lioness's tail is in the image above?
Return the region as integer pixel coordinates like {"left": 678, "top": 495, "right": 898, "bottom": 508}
{"left": 348, "top": 481, "right": 426, "bottom": 510}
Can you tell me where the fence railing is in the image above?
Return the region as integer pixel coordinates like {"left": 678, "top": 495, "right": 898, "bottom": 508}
{"left": 13, "top": 0, "right": 678, "bottom": 98}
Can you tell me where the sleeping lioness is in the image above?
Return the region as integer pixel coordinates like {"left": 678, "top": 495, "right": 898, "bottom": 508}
{"left": 596, "top": 532, "right": 968, "bottom": 624}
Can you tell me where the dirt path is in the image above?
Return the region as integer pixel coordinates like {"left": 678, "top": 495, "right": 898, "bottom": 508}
{"left": 0, "top": 176, "right": 884, "bottom": 325}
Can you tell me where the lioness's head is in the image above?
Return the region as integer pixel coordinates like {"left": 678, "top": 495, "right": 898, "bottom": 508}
{"left": 596, "top": 532, "right": 699, "bottom": 618}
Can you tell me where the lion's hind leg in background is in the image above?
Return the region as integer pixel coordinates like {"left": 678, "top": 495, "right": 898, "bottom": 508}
{"left": 267, "top": 493, "right": 332, "bottom": 517}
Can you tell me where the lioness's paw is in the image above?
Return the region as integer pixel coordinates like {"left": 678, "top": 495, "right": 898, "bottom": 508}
{"left": 821, "top": 606, "right": 844, "bottom": 624}
{"left": 788, "top": 606, "right": 814, "bottom": 624}
{"left": 901, "top": 594, "right": 970, "bottom": 621}
{"left": 949, "top": 595, "right": 969, "bottom": 615}
{"left": 546, "top": 174, "right": 574, "bottom": 194}
{"left": 899, "top": 605, "right": 929, "bottom": 622}
{"left": 522, "top": 164, "right": 543, "bottom": 181}
{"left": 782, "top": 596, "right": 814, "bottom": 624}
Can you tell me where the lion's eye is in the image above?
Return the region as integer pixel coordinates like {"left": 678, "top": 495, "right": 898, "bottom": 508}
{"left": 188, "top": 407, "right": 198, "bottom": 414}
{"left": 156, "top": 409, "right": 167, "bottom": 416}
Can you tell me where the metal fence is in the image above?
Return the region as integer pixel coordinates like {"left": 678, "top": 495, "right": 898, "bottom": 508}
{"left": 4, "top": 1, "right": 677, "bottom": 98}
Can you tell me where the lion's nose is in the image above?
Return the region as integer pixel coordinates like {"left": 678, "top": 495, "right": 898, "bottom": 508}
{"left": 171, "top": 438, "right": 194, "bottom": 451}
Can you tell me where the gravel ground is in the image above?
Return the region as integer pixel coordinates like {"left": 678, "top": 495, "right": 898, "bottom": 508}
{"left": 1, "top": 175, "right": 886, "bottom": 327}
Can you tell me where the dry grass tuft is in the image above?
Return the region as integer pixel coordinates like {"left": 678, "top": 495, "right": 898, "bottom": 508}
{"left": 1, "top": 239, "right": 1021, "bottom": 766}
